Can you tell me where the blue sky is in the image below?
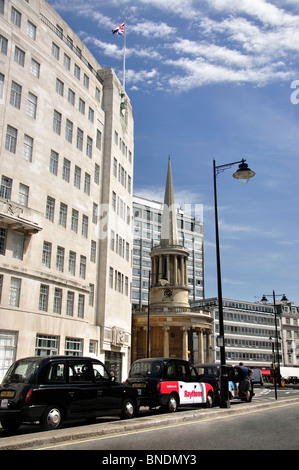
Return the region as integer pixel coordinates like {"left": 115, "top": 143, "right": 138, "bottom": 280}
{"left": 48, "top": 0, "right": 299, "bottom": 305}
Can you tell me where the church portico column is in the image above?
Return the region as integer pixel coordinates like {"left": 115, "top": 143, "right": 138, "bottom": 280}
{"left": 158, "top": 255, "right": 162, "bottom": 281}
{"left": 206, "top": 330, "right": 212, "bottom": 363}
{"left": 166, "top": 255, "right": 170, "bottom": 282}
{"left": 181, "top": 326, "right": 190, "bottom": 361}
{"left": 180, "top": 256, "right": 184, "bottom": 285}
{"left": 197, "top": 328, "right": 204, "bottom": 363}
{"left": 174, "top": 256, "right": 178, "bottom": 284}
{"left": 162, "top": 326, "right": 170, "bottom": 357}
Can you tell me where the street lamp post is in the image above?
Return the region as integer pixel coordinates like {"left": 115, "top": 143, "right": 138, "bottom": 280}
{"left": 260, "top": 291, "right": 288, "bottom": 399}
{"left": 213, "top": 158, "right": 255, "bottom": 408}
{"left": 147, "top": 270, "right": 151, "bottom": 358}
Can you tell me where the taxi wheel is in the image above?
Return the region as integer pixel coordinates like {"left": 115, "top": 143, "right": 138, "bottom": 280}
{"left": 165, "top": 394, "right": 179, "bottom": 413}
{"left": 0, "top": 419, "right": 21, "bottom": 434}
{"left": 41, "top": 405, "right": 64, "bottom": 431}
{"left": 120, "top": 398, "right": 136, "bottom": 419}
{"left": 205, "top": 392, "right": 213, "bottom": 408}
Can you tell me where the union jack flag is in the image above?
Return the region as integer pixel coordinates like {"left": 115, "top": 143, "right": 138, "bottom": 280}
{"left": 112, "top": 22, "right": 125, "bottom": 36}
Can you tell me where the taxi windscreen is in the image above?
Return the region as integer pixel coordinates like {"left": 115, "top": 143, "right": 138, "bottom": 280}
{"left": 129, "top": 361, "right": 163, "bottom": 378}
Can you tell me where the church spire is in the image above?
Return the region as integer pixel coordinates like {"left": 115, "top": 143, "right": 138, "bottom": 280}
{"left": 160, "top": 157, "right": 179, "bottom": 247}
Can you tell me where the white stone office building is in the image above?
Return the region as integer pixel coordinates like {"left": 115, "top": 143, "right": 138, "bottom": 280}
{"left": 0, "top": 0, "right": 134, "bottom": 381}
{"left": 194, "top": 298, "right": 278, "bottom": 368}
{"left": 280, "top": 302, "right": 299, "bottom": 367}
{"left": 132, "top": 195, "right": 204, "bottom": 309}
{"left": 194, "top": 297, "right": 299, "bottom": 370}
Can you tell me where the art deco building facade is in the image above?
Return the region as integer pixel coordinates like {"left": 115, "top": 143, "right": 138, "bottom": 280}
{"left": 0, "top": 0, "right": 134, "bottom": 380}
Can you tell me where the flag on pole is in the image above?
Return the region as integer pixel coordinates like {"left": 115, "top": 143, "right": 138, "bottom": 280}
{"left": 112, "top": 22, "right": 126, "bottom": 90}
{"left": 112, "top": 22, "right": 125, "bottom": 36}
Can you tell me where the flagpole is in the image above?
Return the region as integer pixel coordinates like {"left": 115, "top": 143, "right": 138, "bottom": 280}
{"left": 123, "top": 22, "right": 126, "bottom": 91}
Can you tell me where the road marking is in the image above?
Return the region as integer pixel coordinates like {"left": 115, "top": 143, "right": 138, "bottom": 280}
{"left": 34, "top": 400, "right": 299, "bottom": 450}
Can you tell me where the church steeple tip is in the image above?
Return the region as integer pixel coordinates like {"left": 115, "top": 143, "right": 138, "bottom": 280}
{"left": 161, "top": 157, "right": 179, "bottom": 247}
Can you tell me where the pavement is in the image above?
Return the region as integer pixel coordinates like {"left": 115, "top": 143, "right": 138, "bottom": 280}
{"left": 1, "top": 394, "right": 299, "bottom": 450}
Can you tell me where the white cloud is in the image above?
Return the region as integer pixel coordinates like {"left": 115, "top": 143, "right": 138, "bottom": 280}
{"left": 130, "top": 20, "right": 176, "bottom": 38}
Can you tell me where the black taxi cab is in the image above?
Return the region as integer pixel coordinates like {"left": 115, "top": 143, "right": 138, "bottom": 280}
{"left": 0, "top": 356, "right": 139, "bottom": 433}
{"left": 125, "top": 357, "right": 214, "bottom": 412}
{"left": 194, "top": 363, "right": 254, "bottom": 404}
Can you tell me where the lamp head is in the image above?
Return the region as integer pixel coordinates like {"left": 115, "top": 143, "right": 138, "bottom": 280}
{"left": 233, "top": 159, "right": 255, "bottom": 184}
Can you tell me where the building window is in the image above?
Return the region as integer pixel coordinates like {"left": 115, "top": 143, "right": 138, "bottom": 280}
{"left": 14, "top": 46, "right": 25, "bottom": 67}
{"left": 56, "top": 78, "right": 64, "bottom": 96}
{"left": 65, "top": 337, "right": 82, "bottom": 355}
{"left": 49, "top": 149, "right": 59, "bottom": 175}
{"left": 0, "top": 176, "right": 12, "bottom": 199}
{"left": 84, "top": 173, "right": 90, "bottom": 195}
{"left": 42, "top": 241, "right": 52, "bottom": 268}
{"left": 74, "top": 64, "right": 80, "bottom": 80}
{"left": 82, "top": 215, "right": 88, "bottom": 238}
{"left": 96, "top": 129, "right": 102, "bottom": 150}
{"left": 53, "top": 288, "right": 62, "bottom": 314}
{"left": 0, "top": 228, "right": 7, "bottom": 255}
{"left": 68, "top": 88, "right": 75, "bottom": 105}
{"left": 52, "top": 42, "right": 60, "bottom": 60}
{"left": 64, "top": 53, "right": 71, "bottom": 70}
{"left": 71, "top": 209, "right": 78, "bottom": 233}
{"left": 9, "top": 278, "right": 21, "bottom": 307}
{"left": 53, "top": 110, "right": 62, "bottom": 134}
{"left": 92, "top": 203, "right": 98, "bottom": 224}
{"left": 113, "top": 158, "right": 117, "bottom": 177}
{"left": 59, "top": 202, "right": 67, "bottom": 228}
{"left": 5, "top": 125, "right": 18, "bottom": 153}
{"left": 94, "top": 163, "right": 100, "bottom": 184}
{"left": 27, "top": 20, "right": 36, "bottom": 40}
{"left": 78, "top": 98, "right": 85, "bottom": 114}
{"left": 62, "top": 158, "right": 70, "bottom": 182}
{"left": 109, "top": 267, "right": 113, "bottom": 288}
{"left": 27, "top": 92, "right": 37, "bottom": 118}
{"left": 45, "top": 196, "right": 55, "bottom": 222}
{"left": 89, "top": 284, "right": 94, "bottom": 307}
{"left": 0, "top": 330, "right": 17, "bottom": 378}
{"left": 11, "top": 6, "right": 21, "bottom": 27}
{"left": 88, "top": 107, "right": 94, "bottom": 123}
{"left": 10, "top": 81, "right": 22, "bottom": 109}
{"left": 95, "top": 87, "right": 100, "bottom": 101}
{"left": 35, "top": 334, "right": 59, "bottom": 356}
{"left": 30, "top": 59, "right": 40, "bottom": 77}
{"left": 0, "top": 73, "right": 4, "bottom": 100}
{"left": 23, "top": 134, "right": 33, "bottom": 161}
{"left": 66, "top": 292, "right": 74, "bottom": 316}
{"left": 76, "top": 128, "right": 83, "bottom": 150}
{"left": 39, "top": 284, "right": 49, "bottom": 311}
{"left": 18, "top": 183, "right": 29, "bottom": 207}
{"left": 65, "top": 119, "right": 73, "bottom": 143}
{"left": 74, "top": 166, "right": 81, "bottom": 188}
{"left": 90, "top": 240, "right": 96, "bottom": 262}
{"left": 68, "top": 251, "right": 76, "bottom": 275}
{"left": 83, "top": 73, "right": 89, "bottom": 89}
{"left": 56, "top": 246, "right": 65, "bottom": 272}
{"left": 78, "top": 294, "right": 84, "bottom": 318}
{"left": 86, "top": 136, "right": 92, "bottom": 157}
{"left": 0, "top": 35, "right": 8, "bottom": 55}
{"left": 79, "top": 255, "right": 86, "bottom": 279}
{"left": 12, "top": 233, "right": 24, "bottom": 260}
